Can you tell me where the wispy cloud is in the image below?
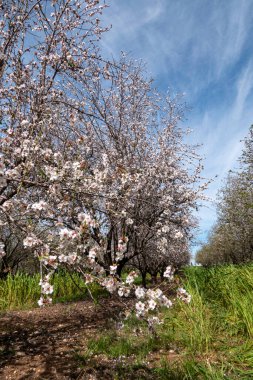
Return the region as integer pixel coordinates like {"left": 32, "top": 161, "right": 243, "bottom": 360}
{"left": 189, "top": 58, "right": 253, "bottom": 249}
{"left": 103, "top": 0, "right": 253, "bottom": 90}
{"left": 101, "top": 0, "right": 253, "bottom": 251}
{"left": 232, "top": 61, "right": 253, "bottom": 120}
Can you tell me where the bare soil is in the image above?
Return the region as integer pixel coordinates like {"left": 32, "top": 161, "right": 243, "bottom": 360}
{"left": 0, "top": 299, "right": 128, "bottom": 380}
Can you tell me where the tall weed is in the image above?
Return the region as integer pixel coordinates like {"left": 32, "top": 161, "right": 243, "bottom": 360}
{"left": 0, "top": 271, "right": 88, "bottom": 311}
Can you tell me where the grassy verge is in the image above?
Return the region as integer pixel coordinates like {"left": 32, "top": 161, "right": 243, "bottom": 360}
{"left": 0, "top": 270, "right": 107, "bottom": 311}
{"left": 78, "top": 265, "right": 253, "bottom": 379}
{"left": 2, "top": 265, "right": 253, "bottom": 378}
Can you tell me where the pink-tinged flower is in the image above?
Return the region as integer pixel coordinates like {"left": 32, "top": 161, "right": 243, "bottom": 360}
{"left": 59, "top": 228, "right": 70, "bottom": 239}
{"left": 41, "top": 282, "right": 54, "bottom": 294}
{"left": 72, "top": 161, "right": 81, "bottom": 170}
{"left": 118, "top": 237, "right": 128, "bottom": 252}
{"left": 31, "top": 200, "right": 48, "bottom": 211}
{"left": 77, "top": 212, "right": 86, "bottom": 222}
{"left": 102, "top": 277, "right": 118, "bottom": 293}
{"left": 85, "top": 274, "right": 94, "bottom": 284}
{"left": 177, "top": 287, "right": 191, "bottom": 303}
{"left": 153, "top": 289, "right": 163, "bottom": 299}
{"left": 59, "top": 228, "right": 77, "bottom": 240}
{"left": 23, "top": 234, "right": 42, "bottom": 248}
{"left": 37, "top": 297, "right": 44, "bottom": 307}
{"left": 78, "top": 212, "right": 97, "bottom": 227}
{"left": 178, "top": 287, "right": 187, "bottom": 295}
{"left": 125, "top": 271, "right": 138, "bottom": 285}
{"left": 146, "top": 289, "right": 156, "bottom": 299}
{"left": 46, "top": 167, "right": 59, "bottom": 181}
{"left": 67, "top": 254, "right": 78, "bottom": 264}
{"left": 161, "top": 225, "right": 170, "bottom": 233}
{"left": 43, "top": 255, "right": 58, "bottom": 269}
{"left": 115, "top": 251, "right": 124, "bottom": 262}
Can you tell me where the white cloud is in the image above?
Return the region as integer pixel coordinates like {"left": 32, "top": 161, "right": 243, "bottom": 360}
{"left": 232, "top": 61, "right": 253, "bottom": 120}
{"left": 102, "top": 0, "right": 253, "bottom": 93}
{"left": 101, "top": 0, "right": 253, "bottom": 253}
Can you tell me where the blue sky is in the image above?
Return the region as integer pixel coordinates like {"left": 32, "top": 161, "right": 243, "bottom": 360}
{"left": 100, "top": 0, "right": 253, "bottom": 257}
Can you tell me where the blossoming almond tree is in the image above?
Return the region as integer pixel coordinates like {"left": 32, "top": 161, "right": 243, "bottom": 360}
{"left": 0, "top": 0, "right": 112, "bottom": 303}
{"left": 0, "top": 0, "right": 201, "bottom": 318}
{"left": 74, "top": 55, "right": 204, "bottom": 277}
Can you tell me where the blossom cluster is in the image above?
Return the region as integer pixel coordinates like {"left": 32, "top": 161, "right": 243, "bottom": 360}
{"left": 177, "top": 287, "right": 192, "bottom": 304}
{"left": 135, "top": 287, "right": 173, "bottom": 318}
{"left": 0, "top": 243, "right": 5, "bottom": 259}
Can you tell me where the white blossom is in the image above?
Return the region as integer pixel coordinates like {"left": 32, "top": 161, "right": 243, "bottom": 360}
{"left": 135, "top": 287, "right": 146, "bottom": 299}
{"left": 42, "top": 255, "right": 58, "bottom": 268}
{"left": 148, "top": 316, "right": 162, "bottom": 326}
{"left": 59, "top": 228, "right": 77, "bottom": 240}
{"left": 38, "top": 296, "right": 52, "bottom": 307}
{"left": 161, "top": 295, "right": 173, "bottom": 308}
{"left": 102, "top": 277, "right": 118, "bottom": 293}
{"left": 67, "top": 253, "right": 78, "bottom": 264}
{"left": 118, "top": 286, "right": 130, "bottom": 297}
{"left": 31, "top": 200, "right": 48, "bottom": 211}
{"left": 0, "top": 243, "right": 5, "bottom": 258}
{"left": 58, "top": 254, "right": 68, "bottom": 263}
{"left": 177, "top": 287, "right": 191, "bottom": 303}
{"left": 110, "top": 264, "right": 117, "bottom": 274}
{"left": 125, "top": 271, "right": 138, "bottom": 285}
{"left": 135, "top": 301, "right": 145, "bottom": 315}
{"left": 20, "top": 119, "right": 29, "bottom": 127}
{"left": 23, "top": 234, "right": 42, "bottom": 248}
{"left": 85, "top": 274, "right": 94, "bottom": 284}
{"left": 88, "top": 248, "right": 97, "bottom": 260}
{"left": 163, "top": 265, "right": 174, "bottom": 280}
{"left": 148, "top": 299, "right": 157, "bottom": 310}
{"left": 126, "top": 218, "right": 133, "bottom": 225}
{"left": 41, "top": 282, "right": 54, "bottom": 295}
{"left": 175, "top": 231, "right": 183, "bottom": 239}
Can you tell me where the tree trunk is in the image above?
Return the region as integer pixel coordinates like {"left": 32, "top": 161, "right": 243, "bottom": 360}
{"left": 142, "top": 272, "right": 147, "bottom": 288}
{"left": 151, "top": 274, "right": 157, "bottom": 284}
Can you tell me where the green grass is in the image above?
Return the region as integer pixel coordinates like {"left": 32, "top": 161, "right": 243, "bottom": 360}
{"left": 80, "top": 265, "right": 253, "bottom": 379}
{"left": 0, "top": 270, "right": 108, "bottom": 311}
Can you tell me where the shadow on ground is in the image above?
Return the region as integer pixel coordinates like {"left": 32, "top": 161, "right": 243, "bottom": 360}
{"left": 0, "top": 299, "right": 125, "bottom": 379}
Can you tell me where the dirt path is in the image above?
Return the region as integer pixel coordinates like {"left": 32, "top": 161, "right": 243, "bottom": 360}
{"left": 0, "top": 299, "right": 125, "bottom": 380}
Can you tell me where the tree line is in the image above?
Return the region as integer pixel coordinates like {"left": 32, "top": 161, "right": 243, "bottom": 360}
{"left": 196, "top": 126, "right": 253, "bottom": 266}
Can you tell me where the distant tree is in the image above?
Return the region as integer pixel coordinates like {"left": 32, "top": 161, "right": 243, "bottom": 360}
{"left": 131, "top": 237, "right": 190, "bottom": 287}
{"left": 196, "top": 126, "right": 253, "bottom": 266}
